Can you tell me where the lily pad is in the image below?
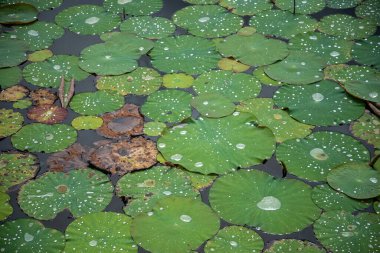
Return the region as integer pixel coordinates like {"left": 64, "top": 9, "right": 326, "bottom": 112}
{"left": 350, "top": 111, "right": 380, "bottom": 148}
{"left": 252, "top": 67, "right": 283, "bottom": 86}
{"left": 55, "top": 5, "right": 120, "bottom": 35}
{"left": 27, "top": 49, "right": 53, "bottom": 62}
{"left": 120, "top": 16, "right": 175, "bottom": 39}
{"left": 0, "top": 108, "right": 23, "bottom": 139}
{"left": 209, "top": 169, "right": 320, "bottom": 234}
{"left": 219, "top": 0, "right": 273, "bottom": 16}
{"left": 18, "top": 168, "right": 113, "bottom": 220}
{"left": 185, "top": 0, "right": 219, "bottom": 4}
{"left": 0, "top": 191, "right": 12, "bottom": 221}
{"left": 104, "top": 0, "right": 163, "bottom": 16}
{"left": 326, "top": 0, "right": 362, "bottom": 8}
{"left": 180, "top": 169, "right": 217, "bottom": 190}
{"left": 0, "top": 38, "right": 28, "bottom": 68}
{"left": 141, "top": 89, "right": 193, "bottom": 123}
{"left": 0, "top": 67, "right": 22, "bottom": 89}
{"left": 2, "top": 0, "right": 63, "bottom": 11}
{"left": 0, "top": 3, "right": 38, "bottom": 25}
{"left": 46, "top": 143, "right": 90, "bottom": 172}
{"left": 69, "top": 90, "right": 124, "bottom": 116}
{"left": 11, "top": 123, "right": 77, "bottom": 153}
{"left": 191, "top": 93, "right": 235, "bottom": 118}
{"left": 131, "top": 196, "right": 220, "bottom": 253}
{"left": 64, "top": 212, "right": 136, "bottom": 253}
{"left": 0, "top": 85, "right": 29, "bottom": 102}
{"left": 143, "top": 121, "right": 167, "bottom": 136}
{"left": 265, "top": 239, "right": 325, "bottom": 253}
{"left": 274, "top": 0, "right": 325, "bottom": 14}
{"left": 27, "top": 105, "right": 68, "bottom": 124}
{"left": 314, "top": 211, "right": 380, "bottom": 253}
{"left": 30, "top": 88, "right": 57, "bottom": 106}
{"left": 0, "top": 219, "right": 65, "bottom": 253}
{"left": 72, "top": 116, "right": 103, "bottom": 130}
{"left": 216, "top": 33, "right": 289, "bottom": 67}
{"left": 162, "top": 73, "right": 194, "bottom": 88}
{"left": 150, "top": 35, "right": 221, "bottom": 75}
{"left": 218, "top": 58, "right": 250, "bottom": 73}
{"left": 158, "top": 113, "right": 276, "bottom": 174}
{"left": 204, "top": 226, "right": 264, "bottom": 253}
{"left": 13, "top": 99, "right": 32, "bottom": 109}
{"left": 356, "top": 0, "right": 380, "bottom": 25}
{"left": 173, "top": 5, "right": 243, "bottom": 38}
{"left": 276, "top": 131, "right": 370, "bottom": 182}
{"left": 352, "top": 36, "right": 380, "bottom": 70}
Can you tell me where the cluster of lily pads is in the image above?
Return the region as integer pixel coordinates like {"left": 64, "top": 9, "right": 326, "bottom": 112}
{"left": 0, "top": 0, "right": 380, "bottom": 252}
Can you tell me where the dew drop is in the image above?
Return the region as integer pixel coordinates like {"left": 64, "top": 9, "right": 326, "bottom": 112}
{"left": 171, "top": 154, "right": 183, "bottom": 161}
{"left": 203, "top": 101, "right": 209, "bottom": 105}
{"left": 198, "top": 17, "right": 210, "bottom": 23}
{"left": 105, "top": 55, "right": 111, "bottom": 59}
{"left": 309, "top": 35, "right": 318, "bottom": 40}
{"left": 180, "top": 214, "right": 192, "bottom": 222}
{"left": 257, "top": 196, "right": 281, "bottom": 211}
{"left": 118, "top": 0, "right": 132, "bottom": 3}
{"left": 163, "top": 191, "right": 172, "bottom": 196}
{"left": 24, "top": 233, "right": 34, "bottom": 242}
{"left": 28, "top": 30, "right": 39, "bottom": 36}
{"left": 229, "top": 241, "right": 238, "bottom": 247}
{"left": 341, "top": 232, "right": 354, "bottom": 237}
{"left": 236, "top": 143, "right": 245, "bottom": 149}
{"left": 158, "top": 143, "right": 166, "bottom": 148}
{"left": 45, "top": 133, "right": 54, "bottom": 140}
{"left": 369, "top": 92, "right": 378, "bottom": 98}
{"left": 369, "top": 177, "right": 378, "bottom": 183}
{"left": 195, "top": 162, "right": 203, "bottom": 167}
{"left": 312, "top": 93, "right": 324, "bottom": 102}
{"left": 85, "top": 17, "right": 100, "bottom": 25}
{"left": 53, "top": 65, "right": 61, "bottom": 70}
{"left": 89, "top": 240, "right": 97, "bottom": 246}
{"left": 310, "top": 148, "right": 328, "bottom": 160}
{"left": 147, "top": 211, "right": 154, "bottom": 216}
{"left": 330, "top": 51, "right": 340, "bottom": 57}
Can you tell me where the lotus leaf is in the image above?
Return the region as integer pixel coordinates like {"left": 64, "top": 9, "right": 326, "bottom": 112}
{"left": 143, "top": 121, "right": 166, "bottom": 136}
{"left": 265, "top": 239, "right": 325, "bottom": 253}
{"left": 352, "top": 36, "right": 380, "bottom": 70}
{"left": 191, "top": 93, "right": 235, "bottom": 118}
{"left": 0, "top": 85, "right": 29, "bottom": 102}
{"left": 326, "top": 0, "right": 362, "bottom": 8}
{"left": 13, "top": 99, "right": 32, "bottom": 109}
{"left": 27, "top": 105, "right": 68, "bottom": 124}
{"left": 180, "top": 169, "right": 216, "bottom": 190}
{"left": 209, "top": 169, "right": 321, "bottom": 234}
{"left": 356, "top": 0, "right": 380, "bottom": 25}
{"left": 104, "top": 0, "right": 163, "bottom": 16}
{"left": 99, "top": 32, "right": 154, "bottom": 53}
{"left": 237, "top": 26, "right": 257, "bottom": 36}
{"left": 0, "top": 38, "right": 28, "bottom": 68}
{"left": 162, "top": 73, "right": 194, "bottom": 88}
{"left": 185, "top": 0, "right": 218, "bottom": 4}
{"left": 46, "top": 143, "right": 90, "bottom": 172}
{"left": 274, "top": 0, "right": 325, "bottom": 14}
{"left": 158, "top": 113, "right": 276, "bottom": 174}
{"left": 218, "top": 58, "right": 250, "bottom": 73}
{"left": 30, "top": 88, "right": 57, "bottom": 106}
{"left": 27, "top": 49, "right": 53, "bottom": 62}
{"left": 2, "top": 0, "right": 62, "bottom": 11}
{"left": 276, "top": 131, "right": 370, "bottom": 182}
{"left": 0, "top": 191, "right": 12, "bottom": 221}
{"left": 0, "top": 67, "right": 21, "bottom": 89}
{"left": 219, "top": 0, "right": 272, "bottom": 16}
{"left": 72, "top": 116, "right": 103, "bottom": 130}
{"left": 350, "top": 111, "right": 380, "bottom": 148}
{"left": 0, "top": 3, "right": 37, "bottom": 25}
{"left": 0, "top": 108, "right": 23, "bottom": 139}
{"left": 252, "top": 67, "right": 283, "bottom": 86}
{"left": 120, "top": 16, "right": 175, "bottom": 39}
{"left": 131, "top": 196, "right": 220, "bottom": 253}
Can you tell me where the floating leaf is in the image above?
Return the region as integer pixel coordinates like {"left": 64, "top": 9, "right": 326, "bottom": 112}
{"left": 120, "top": 16, "right": 175, "bottom": 39}
{"left": 192, "top": 93, "right": 235, "bottom": 118}
{"left": 27, "top": 49, "right": 53, "bottom": 62}
{"left": 131, "top": 196, "right": 220, "bottom": 253}
{"left": 162, "top": 73, "right": 194, "bottom": 88}
{"left": 237, "top": 26, "right": 257, "bottom": 36}
{"left": 0, "top": 3, "right": 38, "bottom": 25}
{"left": 252, "top": 67, "right": 283, "bottom": 86}
{"left": 18, "top": 168, "right": 113, "bottom": 220}
{"left": 350, "top": 111, "right": 380, "bottom": 148}
{"left": 326, "top": 0, "right": 362, "bottom": 9}
{"left": 352, "top": 36, "right": 380, "bottom": 70}
{"left": 209, "top": 169, "right": 320, "bottom": 234}
{"left": 27, "top": 105, "right": 68, "bottom": 124}
{"left": 265, "top": 239, "right": 325, "bottom": 253}
{"left": 30, "top": 88, "right": 57, "bottom": 106}
{"left": 2, "top": 0, "right": 63, "bottom": 11}
{"left": 180, "top": 169, "right": 216, "bottom": 190}
{"left": 0, "top": 67, "right": 22, "bottom": 89}
{"left": 104, "top": 0, "right": 163, "bottom": 16}
{"left": 219, "top": 0, "right": 272, "bottom": 16}
{"left": 276, "top": 131, "right": 370, "bottom": 182}
{"left": 71, "top": 116, "right": 103, "bottom": 130}
{"left": 143, "top": 121, "right": 166, "bottom": 136}
{"left": 0, "top": 108, "right": 23, "bottom": 139}
{"left": 0, "top": 191, "right": 12, "bottom": 221}
{"left": 185, "top": 0, "right": 219, "bottom": 4}
{"left": 46, "top": 143, "right": 90, "bottom": 172}
{"left": 218, "top": 58, "right": 250, "bottom": 73}
{"left": 356, "top": 0, "right": 380, "bottom": 25}
{"left": 12, "top": 123, "right": 77, "bottom": 153}
{"left": 158, "top": 113, "right": 276, "bottom": 174}
{"left": 0, "top": 38, "right": 28, "bottom": 68}
{"left": 13, "top": 99, "right": 32, "bottom": 109}
{"left": 0, "top": 85, "right": 29, "bottom": 102}
{"left": 274, "top": 0, "right": 325, "bottom": 14}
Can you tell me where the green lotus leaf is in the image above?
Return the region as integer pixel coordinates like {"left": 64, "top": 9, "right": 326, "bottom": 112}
{"left": 264, "top": 51, "right": 324, "bottom": 85}
{"left": 274, "top": 0, "right": 325, "bottom": 14}
{"left": 185, "top": 0, "right": 219, "bottom": 4}
{"left": 318, "top": 14, "right": 376, "bottom": 40}
{"left": 13, "top": 99, "right": 32, "bottom": 109}
{"left": 28, "top": 49, "right": 53, "bottom": 62}
{"left": 11, "top": 123, "right": 77, "bottom": 153}
{"left": 117, "top": 166, "right": 198, "bottom": 217}
{"left": 99, "top": 32, "right": 154, "bottom": 53}
{"left": 265, "top": 239, "right": 325, "bottom": 253}
{"left": 356, "top": 0, "right": 380, "bottom": 25}
{"left": 0, "top": 219, "right": 65, "bottom": 253}
{"left": 0, "top": 85, "right": 29, "bottom": 102}
{"left": 0, "top": 3, "right": 37, "bottom": 25}
{"left": 0, "top": 38, "right": 28, "bottom": 68}
{"left": 350, "top": 111, "right": 380, "bottom": 148}
{"left": 0, "top": 67, "right": 22, "bottom": 89}
{"left": 162, "top": 73, "right": 194, "bottom": 88}
{"left": 158, "top": 113, "right": 276, "bottom": 174}
{"left": 237, "top": 98, "right": 313, "bottom": 143}
{"left": 352, "top": 36, "right": 380, "bottom": 70}
{"left": 0, "top": 191, "right": 12, "bottom": 221}
{"left": 312, "top": 184, "right": 370, "bottom": 212}
{"left": 276, "top": 131, "right": 370, "bottom": 182}
{"left": 273, "top": 80, "right": 365, "bottom": 126}
{"left": 120, "top": 16, "right": 175, "bottom": 39}
{"left": 218, "top": 58, "right": 250, "bottom": 73}
{"left": 289, "top": 32, "right": 353, "bottom": 65}
{"left": 71, "top": 116, "right": 103, "bottom": 130}
{"left": 326, "top": 0, "right": 362, "bottom": 8}
{"left": 104, "top": 0, "right": 163, "bottom": 16}
{"left": 2, "top": 0, "right": 62, "bottom": 11}
{"left": 216, "top": 33, "right": 289, "bottom": 67}
{"left": 219, "top": 0, "right": 272, "bottom": 16}
{"left": 249, "top": 10, "right": 318, "bottom": 39}
{"left": 252, "top": 67, "right": 283, "bottom": 86}
{"left": 193, "top": 70, "right": 261, "bottom": 102}
{"left": 55, "top": 5, "right": 120, "bottom": 35}
{"left": 141, "top": 89, "right": 193, "bottom": 123}
{"left": 173, "top": 5, "right": 243, "bottom": 38}
{"left": 23, "top": 55, "right": 89, "bottom": 88}
{"left": 204, "top": 226, "right": 264, "bottom": 253}
{"left": 150, "top": 35, "right": 221, "bottom": 75}
{"left": 191, "top": 93, "right": 235, "bottom": 118}
{"left": 18, "top": 168, "right": 113, "bottom": 220}
{"left": 209, "top": 169, "right": 321, "bottom": 234}
{"left": 0, "top": 108, "right": 23, "bottom": 139}
{"left": 327, "top": 162, "right": 380, "bottom": 199}
{"left": 1, "top": 21, "right": 64, "bottom": 51}
{"left": 180, "top": 169, "right": 216, "bottom": 190}
{"left": 131, "top": 196, "right": 220, "bottom": 253}
{"left": 64, "top": 212, "right": 136, "bottom": 253}
{"left": 314, "top": 211, "right": 380, "bottom": 252}
{"left": 143, "top": 121, "right": 167, "bottom": 136}
{"left": 96, "top": 67, "right": 162, "bottom": 96}
{"left": 69, "top": 90, "right": 124, "bottom": 116}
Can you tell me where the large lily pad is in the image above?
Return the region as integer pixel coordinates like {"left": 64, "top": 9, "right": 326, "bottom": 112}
{"left": 191, "top": 93, "right": 235, "bottom": 118}
{"left": 0, "top": 191, "right": 12, "bottom": 221}
{"left": 120, "top": 16, "right": 175, "bottom": 39}
{"left": 274, "top": 0, "right": 325, "bottom": 14}
{"left": 0, "top": 38, "right": 28, "bottom": 68}
{"left": 0, "top": 67, "right": 22, "bottom": 89}
{"left": 276, "top": 131, "right": 370, "bottom": 182}
{"left": 18, "top": 168, "right": 113, "bottom": 220}
{"left": 104, "top": 0, "right": 163, "bottom": 16}
{"left": 219, "top": 0, "right": 272, "bottom": 16}
{"left": 326, "top": 0, "right": 362, "bottom": 9}
{"left": 162, "top": 73, "right": 194, "bottom": 88}
{"left": 0, "top": 108, "right": 23, "bottom": 139}
{"left": 11, "top": 123, "right": 77, "bottom": 153}
{"left": 209, "top": 169, "right": 321, "bottom": 234}
{"left": 350, "top": 111, "right": 380, "bottom": 148}
{"left": 0, "top": 3, "right": 37, "bottom": 25}
{"left": 352, "top": 36, "right": 380, "bottom": 70}
{"left": 27, "top": 105, "right": 68, "bottom": 124}
{"left": 131, "top": 196, "right": 220, "bottom": 253}
{"left": 356, "top": 0, "right": 380, "bottom": 25}
{"left": 64, "top": 212, "right": 136, "bottom": 253}
{"left": 265, "top": 239, "right": 325, "bottom": 253}
{"left": 158, "top": 113, "right": 276, "bottom": 174}
{"left": 2, "top": 0, "right": 63, "bottom": 11}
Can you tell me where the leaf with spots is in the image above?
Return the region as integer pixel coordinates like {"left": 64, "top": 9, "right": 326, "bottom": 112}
{"left": 30, "top": 89, "right": 57, "bottom": 106}
{"left": 356, "top": 0, "right": 380, "bottom": 25}
{"left": 326, "top": 0, "right": 362, "bottom": 9}
{"left": 273, "top": 0, "right": 325, "bottom": 14}
{"left": 0, "top": 108, "right": 23, "bottom": 139}
{"left": 185, "top": 0, "right": 219, "bottom": 4}
{"left": 0, "top": 3, "right": 38, "bottom": 25}
{"left": 265, "top": 239, "right": 325, "bottom": 253}
{"left": 104, "top": 0, "right": 163, "bottom": 16}
{"left": 2, "top": 0, "right": 63, "bottom": 11}
{"left": 0, "top": 191, "right": 12, "bottom": 221}
{"left": 352, "top": 36, "right": 380, "bottom": 70}
{"left": 219, "top": 0, "right": 273, "bottom": 16}
{"left": 162, "top": 73, "right": 194, "bottom": 88}
{"left": 252, "top": 67, "right": 283, "bottom": 86}
{"left": 46, "top": 143, "right": 90, "bottom": 173}
{"left": 350, "top": 111, "right": 380, "bottom": 148}
{"left": 0, "top": 85, "right": 29, "bottom": 102}
{"left": 217, "top": 58, "right": 250, "bottom": 73}
{"left": 180, "top": 169, "right": 217, "bottom": 190}
{"left": 0, "top": 38, "right": 28, "bottom": 68}
{"left": 0, "top": 67, "right": 22, "bottom": 89}
{"left": 120, "top": 16, "right": 175, "bottom": 39}
{"left": 71, "top": 116, "right": 103, "bottom": 130}
{"left": 27, "top": 105, "right": 68, "bottom": 124}
{"left": 191, "top": 93, "right": 236, "bottom": 118}
{"left": 143, "top": 121, "right": 167, "bottom": 136}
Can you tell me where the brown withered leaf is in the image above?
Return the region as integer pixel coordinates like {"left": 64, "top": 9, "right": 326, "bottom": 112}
{"left": 46, "top": 143, "right": 90, "bottom": 172}
{"left": 27, "top": 105, "right": 68, "bottom": 124}
{"left": 30, "top": 88, "right": 57, "bottom": 106}
{"left": 0, "top": 85, "right": 29, "bottom": 102}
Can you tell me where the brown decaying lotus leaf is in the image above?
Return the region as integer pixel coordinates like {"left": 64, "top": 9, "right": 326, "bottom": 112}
{"left": 97, "top": 104, "right": 144, "bottom": 139}
{"left": 27, "top": 105, "right": 68, "bottom": 124}
{"left": 0, "top": 85, "right": 29, "bottom": 102}
{"left": 89, "top": 137, "right": 157, "bottom": 175}
{"left": 46, "top": 143, "right": 90, "bottom": 172}
{"left": 30, "top": 88, "right": 57, "bottom": 106}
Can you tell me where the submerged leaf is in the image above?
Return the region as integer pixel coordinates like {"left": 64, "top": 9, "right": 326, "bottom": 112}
{"left": 46, "top": 143, "right": 90, "bottom": 172}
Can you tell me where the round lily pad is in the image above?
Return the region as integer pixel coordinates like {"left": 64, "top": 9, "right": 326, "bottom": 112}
{"left": 104, "top": 0, "right": 163, "bottom": 16}
{"left": 143, "top": 121, "right": 166, "bottom": 136}
{"left": 120, "top": 16, "right": 175, "bottom": 39}
{"left": 318, "top": 14, "right": 376, "bottom": 40}
{"left": 314, "top": 211, "right": 380, "bottom": 253}
{"left": 219, "top": 0, "right": 273, "bottom": 16}
{"left": 273, "top": 80, "right": 365, "bottom": 126}
{"left": 96, "top": 67, "right": 162, "bottom": 95}
{"left": 216, "top": 33, "right": 289, "bottom": 67}
{"left": 2, "top": 0, "right": 63, "bottom": 11}
{"left": 193, "top": 70, "right": 261, "bottom": 102}
{"left": 352, "top": 36, "right": 380, "bottom": 70}
{"left": 141, "top": 89, "right": 193, "bottom": 123}
{"left": 252, "top": 67, "right": 283, "bottom": 86}
{"left": 0, "top": 219, "right": 65, "bottom": 253}
{"left": 18, "top": 168, "right": 113, "bottom": 220}
{"left": 0, "top": 38, "right": 28, "bottom": 68}
{"left": 350, "top": 111, "right": 380, "bottom": 148}
{"left": 0, "top": 85, "right": 29, "bottom": 102}
{"left": 64, "top": 212, "right": 136, "bottom": 253}
{"left": 218, "top": 58, "right": 250, "bottom": 73}
{"left": 23, "top": 55, "right": 90, "bottom": 88}
{"left": 237, "top": 98, "right": 313, "bottom": 143}
{"left": 0, "top": 108, "right": 23, "bottom": 139}
{"left": 249, "top": 10, "right": 318, "bottom": 39}
{"left": 326, "top": 0, "right": 362, "bottom": 8}
{"left": 204, "top": 226, "right": 264, "bottom": 253}
{"left": 162, "top": 73, "right": 194, "bottom": 88}
{"left": 173, "top": 5, "right": 243, "bottom": 38}
{"left": 131, "top": 196, "right": 220, "bottom": 253}
{"left": 55, "top": 5, "right": 120, "bottom": 35}
{"left": 27, "top": 49, "right": 53, "bottom": 62}
{"left": 276, "top": 131, "right": 370, "bottom": 182}
{"left": 13, "top": 99, "right": 32, "bottom": 109}
{"left": 117, "top": 166, "right": 198, "bottom": 217}
{"left": 265, "top": 239, "right": 325, "bottom": 253}
{"left": 27, "top": 105, "right": 68, "bottom": 124}
{"left": 158, "top": 113, "right": 276, "bottom": 174}
{"left": 72, "top": 116, "right": 103, "bottom": 130}
{"left": 150, "top": 35, "right": 221, "bottom": 75}
{"left": 185, "top": 0, "right": 219, "bottom": 4}
{"left": 356, "top": 0, "right": 380, "bottom": 25}
{"left": 274, "top": 0, "right": 325, "bottom": 14}
{"left": 0, "top": 67, "right": 22, "bottom": 89}
{"left": 0, "top": 3, "right": 38, "bottom": 25}
{"left": 209, "top": 169, "right": 320, "bottom": 234}
{"left": 327, "top": 162, "right": 380, "bottom": 199}
{"left": 30, "top": 88, "right": 57, "bottom": 106}
{"left": 69, "top": 90, "right": 124, "bottom": 116}
{"left": 11, "top": 123, "right": 77, "bottom": 153}
{"left": 0, "top": 191, "right": 12, "bottom": 221}
{"left": 191, "top": 93, "right": 235, "bottom": 118}
{"left": 46, "top": 143, "right": 90, "bottom": 172}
